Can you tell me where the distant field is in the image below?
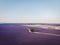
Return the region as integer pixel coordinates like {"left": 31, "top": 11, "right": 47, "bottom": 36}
{"left": 0, "top": 23, "right": 60, "bottom": 45}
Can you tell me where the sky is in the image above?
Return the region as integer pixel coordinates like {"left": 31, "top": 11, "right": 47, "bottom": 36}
{"left": 0, "top": 0, "right": 60, "bottom": 23}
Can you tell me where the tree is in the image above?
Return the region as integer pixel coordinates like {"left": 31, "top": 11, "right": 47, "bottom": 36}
{"left": 30, "top": 28, "right": 34, "bottom": 32}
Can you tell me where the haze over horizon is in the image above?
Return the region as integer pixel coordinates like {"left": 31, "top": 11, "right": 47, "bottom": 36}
{"left": 0, "top": 0, "right": 60, "bottom": 23}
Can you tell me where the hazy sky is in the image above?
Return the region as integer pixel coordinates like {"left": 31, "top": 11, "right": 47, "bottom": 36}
{"left": 0, "top": 0, "right": 60, "bottom": 23}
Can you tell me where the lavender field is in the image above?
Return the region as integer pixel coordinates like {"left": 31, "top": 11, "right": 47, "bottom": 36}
{"left": 0, "top": 23, "right": 60, "bottom": 45}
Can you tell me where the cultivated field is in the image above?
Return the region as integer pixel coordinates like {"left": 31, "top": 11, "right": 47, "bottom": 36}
{"left": 0, "top": 24, "right": 60, "bottom": 45}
